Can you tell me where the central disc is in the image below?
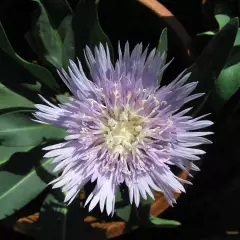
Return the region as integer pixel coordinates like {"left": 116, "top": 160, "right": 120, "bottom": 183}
{"left": 103, "top": 110, "right": 143, "bottom": 156}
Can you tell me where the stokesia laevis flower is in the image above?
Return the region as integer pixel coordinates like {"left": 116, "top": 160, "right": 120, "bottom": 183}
{"left": 34, "top": 43, "right": 213, "bottom": 216}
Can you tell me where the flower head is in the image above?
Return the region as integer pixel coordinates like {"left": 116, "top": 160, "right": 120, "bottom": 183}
{"left": 34, "top": 43, "right": 213, "bottom": 215}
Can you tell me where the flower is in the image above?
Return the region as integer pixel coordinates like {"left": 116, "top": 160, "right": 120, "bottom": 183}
{"left": 34, "top": 43, "right": 213, "bottom": 216}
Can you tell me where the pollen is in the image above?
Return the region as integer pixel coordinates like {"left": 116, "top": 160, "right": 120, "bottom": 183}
{"left": 103, "top": 109, "right": 144, "bottom": 155}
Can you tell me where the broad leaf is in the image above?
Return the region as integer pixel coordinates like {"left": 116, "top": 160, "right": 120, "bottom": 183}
{"left": 149, "top": 215, "right": 180, "bottom": 228}
{"left": 214, "top": 2, "right": 233, "bottom": 30}
{"left": 0, "top": 83, "right": 34, "bottom": 110}
{"left": 0, "top": 146, "right": 34, "bottom": 166}
{"left": 234, "top": 29, "right": 240, "bottom": 47}
{"left": 197, "top": 4, "right": 239, "bottom": 46}
{"left": 0, "top": 157, "right": 55, "bottom": 219}
{"left": 115, "top": 205, "right": 132, "bottom": 222}
{"left": 34, "top": 0, "right": 73, "bottom": 26}
{"left": 58, "top": 15, "right": 75, "bottom": 69}
{"left": 0, "top": 50, "right": 43, "bottom": 104}
{"left": 157, "top": 28, "right": 168, "bottom": 57}
{"left": 115, "top": 187, "right": 154, "bottom": 223}
{"left": 216, "top": 14, "right": 231, "bottom": 30}
{"left": 187, "top": 18, "right": 238, "bottom": 113}
{"left": 0, "top": 22, "right": 58, "bottom": 91}
{"left": 0, "top": 110, "right": 66, "bottom": 147}
{"left": 115, "top": 190, "right": 132, "bottom": 222}
{"left": 157, "top": 28, "right": 168, "bottom": 84}
{"left": 73, "top": 0, "right": 113, "bottom": 66}
{"left": 30, "top": 0, "right": 74, "bottom": 69}
{"left": 197, "top": 31, "right": 216, "bottom": 36}
{"left": 217, "top": 62, "right": 240, "bottom": 102}
{"left": 211, "top": 47, "right": 240, "bottom": 112}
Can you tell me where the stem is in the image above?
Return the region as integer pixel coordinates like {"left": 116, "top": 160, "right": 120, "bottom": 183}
{"left": 62, "top": 208, "right": 68, "bottom": 240}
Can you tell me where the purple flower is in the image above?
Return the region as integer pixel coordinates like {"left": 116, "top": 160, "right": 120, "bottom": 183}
{"left": 34, "top": 43, "right": 213, "bottom": 216}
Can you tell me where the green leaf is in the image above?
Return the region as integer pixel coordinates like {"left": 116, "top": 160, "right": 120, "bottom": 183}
{"left": 115, "top": 189, "right": 154, "bottom": 225}
{"left": 34, "top": 0, "right": 73, "bottom": 26}
{"left": 56, "top": 94, "right": 70, "bottom": 104}
{"left": 58, "top": 15, "right": 75, "bottom": 69}
{"left": 0, "top": 157, "right": 55, "bottom": 219}
{"left": 197, "top": 3, "right": 236, "bottom": 41}
{"left": 30, "top": 0, "right": 74, "bottom": 69}
{"left": 149, "top": 215, "right": 181, "bottom": 228}
{"left": 157, "top": 28, "right": 168, "bottom": 56}
{"left": 216, "top": 64, "right": 240, "bottom": 99}
{"left": 187, "top": 17, "right": 239, "bottom": 114}
{"left": 210, "top": 47, "right": 240, "bottom": 112}
{"left": 0, "top": 22, "right": 58, "bottom": 91}
{"left": 214, "top": 1, "right": 233, "bottom": 30}
{"left": 0, "top": 146, "right": 34, "bottom": 166}
{"left": 197, "top": 4, "right": 236, "bottom": 40}
{"left": 234, "top": 28, "right": 240, "bottom": 46}
{"left": 116, "top": 205, "right": 132, "bottom": 222}
{"left": 157, "top": 28, "right": 168, "bottom": 84}
{"left": 197, "top": 31, "right": 216, "bottom": 36}
{"left": 0, "top": 110, "right": 66, "bottom": 147}
{"left": 0, "top": 50, "right": 42, "bottom": 104}
{"left": 120, "top": 201, "right": 180, "bottom": 227}
{"left": 0, "top": 83, "right": 34, "bottom": 110}
{"left": 73, "top": 0, "right": 113, "bottom": 66}
{"left": 115, "top": 188, "right": 134, "bottom": 222}
{"left": 216, "top": 14, "right": 231, "bottom": 30}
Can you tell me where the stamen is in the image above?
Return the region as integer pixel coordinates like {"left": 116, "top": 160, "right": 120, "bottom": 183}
{"left": 102, "top": 108, "right": 144, "bottom": 156}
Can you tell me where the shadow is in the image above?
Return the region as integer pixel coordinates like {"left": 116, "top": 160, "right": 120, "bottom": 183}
{"left": 1, "top": 188, "right": 49, "bottom": 228}
{"left": 28, "top": 190, "right": 68, "bottom": 240}
{"left": 35, "top": 158, "right": 56, "bottom": 185}
{"left": 0, "top": 49, "right": 58, "bottom": 101}
{"left": 27, "top": 189, "right": 107, "bottom": 240}
{"left": 0, "top": 107, "right": 36, "bottom": 116}
{"left": 67, "top": 200, "right": 107, "bottom": 240}
{"left": 1, "top": 140, "right": 62, "bottom": 180}
{"left": 0, "top": 222, "right": 34, "bottom": 240}
{"left": 2, "top": 146, "right": 43, "bottom": 175}
{"left": 0, "top": 50, "right": 42, "bottom": 103}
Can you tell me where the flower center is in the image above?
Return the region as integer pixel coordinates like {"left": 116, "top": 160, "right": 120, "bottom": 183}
{"left": 103, "top": 110, "right": 144, "bottom": 156}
